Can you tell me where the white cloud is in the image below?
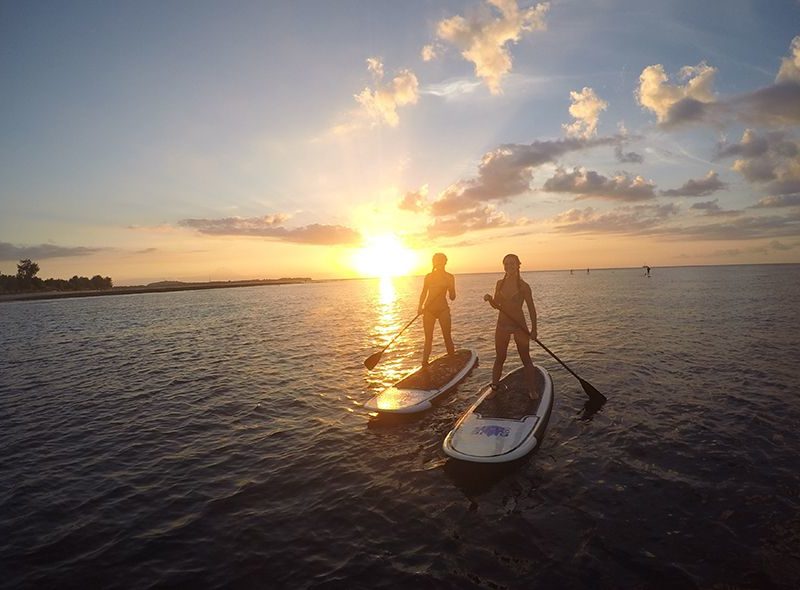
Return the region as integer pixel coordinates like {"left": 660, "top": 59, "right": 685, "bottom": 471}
{"left": 637, "top": 39, "right": 800, "bottom": 129}
{"left": 776, "top": 35, "right": 800, "bottom": 83}
{"left": 563, "top": 87, "right": 608, "bottom": 138}
{"left": 353, "top": 58, "right": 419, "bottom": 128}
{"left": 435, "top": 0, "right": 549, "bottom": 94}
{"left": 636, "top": 62, "right": 718, "bottom": 127}
{"left": 421, "top": 44, "right": 438, "bottom": 62}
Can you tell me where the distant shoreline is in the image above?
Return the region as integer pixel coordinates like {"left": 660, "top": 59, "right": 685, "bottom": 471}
{"left": 0, "top": 278, "right": 312, "bottom": 303}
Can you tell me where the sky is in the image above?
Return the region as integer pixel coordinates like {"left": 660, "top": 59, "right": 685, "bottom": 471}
{"left": 1, "top": 0, "right": 799, "bottom": 284}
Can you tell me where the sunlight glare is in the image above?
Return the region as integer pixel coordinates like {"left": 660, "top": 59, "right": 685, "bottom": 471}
{"left": 352, "top": 234, "right": 418, "bottom": 278}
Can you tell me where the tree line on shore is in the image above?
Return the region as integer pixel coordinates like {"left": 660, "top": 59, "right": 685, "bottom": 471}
{"left": 0, "top": 259, "right": 112, "bottom": 294}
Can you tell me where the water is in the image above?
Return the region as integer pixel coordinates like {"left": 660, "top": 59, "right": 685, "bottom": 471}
{"left": 1, "top": 265, "right": 799, "bottom": 589}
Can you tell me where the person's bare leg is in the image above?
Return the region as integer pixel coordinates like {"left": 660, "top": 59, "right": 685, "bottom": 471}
{"left": 440, "top": 309, "right": 455, "bottom": 355}
{"left": 514, "top": 332, "right": 538, "bottom": 401}
{"left": 489, "top": 328, "right": 510, "bottom": 399}
{"left": 422, "top": 313, "right": 434, "bottom": 365}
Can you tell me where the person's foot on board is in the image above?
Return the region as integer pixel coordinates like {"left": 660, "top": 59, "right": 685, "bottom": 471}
{"left": 486, "top": 382, "right": 504, "bottom": 400}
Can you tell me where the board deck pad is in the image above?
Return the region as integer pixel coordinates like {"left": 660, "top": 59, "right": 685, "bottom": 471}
{"left": 364, "top": 349, "right": 477, "bottom": 414}
{"left": 475, "top": 368, "right": 544, "bottom": 419}
{"left": 395, "top": 349, "right": 474, "bottom": 390}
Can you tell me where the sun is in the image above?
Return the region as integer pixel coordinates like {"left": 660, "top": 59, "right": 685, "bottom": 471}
{"left": 352, "top": 234, "right": 418, "bottom": 278}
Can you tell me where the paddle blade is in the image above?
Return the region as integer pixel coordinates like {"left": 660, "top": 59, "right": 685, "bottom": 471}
{"left": 579, "top": 377, "right": 607, "bottom": 403}
{"left": 364, "top": 351, "right": 383, "bottom": 371}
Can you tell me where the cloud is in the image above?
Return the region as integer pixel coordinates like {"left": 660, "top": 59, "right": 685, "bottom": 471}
{"left": 662, "top": 210, "right": 800, "bottom": 240}
{"left": 431, "top": 135, "right": 622, "bottom": 214}
{"left": 542, "top": 167, "right": 657, "bottom": 201}
{"left": 421, "top": 44, "right": 438, "bottom": 62}
{"left": 551, "top": 203, "right": 799, "bottom": 241}
{"left": 638, "top": 39, "right": 800, "bottom": 128}
{"left": 751, "top": 194, "right": 800, "bottom": 208}
{"left": 636, "top": 62, "right": 718, "bottom": 127}
{"left": 552, "top": 203, "right": 679, "bottom": 234}
{"left": 422, "top": 78, "right": 483, "bottom": 100}
{"left": 434, "top": 0, "right": 549, "bottom": 94}
{"left": 178, "top": 216, "right": 361, "bottom": 245}
{"left": 660, "top": 170, "right": 727, "bottom": 197}
{"left": 353, "top": 58, "right": 419, "bottom": 128}
{"left": 689, "top": 199, "right": 740, "bottom": 216}
{"left": 398, "top": 185, "right": 429, "bottom": 212}
{"left": 729, "top": 81, "right": 800, "bottom": 126}
{"left": 0, "top": 242, "right": 104, "bottom": 261}
{"left": 614, "top": 144, "right": 644, "bottom": 163}
{"left": 769, "top": 240, "right": 796, "bottom": 251}
{"left": 426, "top": 205, "right": 519, "bottom": 238}
{"left": 717, "top": 129, "right": 800, "bottom": 194}
{"left": 563, "top": 87, "right": 607, "bottom": 138}
{"left": 776, "top": 35, "right": 800, "bottom": 83}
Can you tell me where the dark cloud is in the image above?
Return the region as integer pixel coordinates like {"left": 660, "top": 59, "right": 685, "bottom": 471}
{"left": 430, "top": 135, "right": 622, "bottom": 215}
{"left": 543, "top": 167, "right": 657, "bottom": 201}
{"left": 661, "top": 171, "right": 727, "bottom": 197}
{"left": 552, "top": 203, "right": 678, "bottom": 234}
{"left": 660, "top": 210, "right": 800, "bottom": 240}
{"left": 769, "top": 240, "right": 795, "bottom": 251}
{"left": 660, "top": 97, "right": 722, "bottom": 129}
{"left": 716, "top": 130, "right": 800, "bottom": 194}
{"left": 689, "top": 199, "right": 740, "bottom": 216}
{"left": 614, "top": 145, "right": 644, "bottom": 164}
{"left": 0, "top": 242, "right": 103, "bottom": 261}
{"left": 179, "top": 216, "right": 361, "bottom": 245}
{"left": 730, "top": 81, "right": 800, "bottom": 127}
{"left": 751, "top": 194, "right": 800, "bottom": 208}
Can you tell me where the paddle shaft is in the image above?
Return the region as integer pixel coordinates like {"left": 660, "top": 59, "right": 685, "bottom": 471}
{"left": 379, "top": 313, "right": 421, "bottom": 356}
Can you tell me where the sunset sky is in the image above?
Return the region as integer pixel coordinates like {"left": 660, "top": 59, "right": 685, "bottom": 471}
{"left": 2, "top": 0, "right": 799, "bottom": 284}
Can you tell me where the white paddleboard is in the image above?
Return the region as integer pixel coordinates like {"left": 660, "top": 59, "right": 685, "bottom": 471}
{"left": 443, "top": 364, "right": 554, "bottom": 463}
{"left": 364, "top": 349, "right": 478, "bottom": 414}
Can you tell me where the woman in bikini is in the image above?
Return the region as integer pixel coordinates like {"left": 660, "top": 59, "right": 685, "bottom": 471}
{"left": 484, "top": 253, "right": 539, "bottom": 400}
{"left": 417, "top": 253, "right": 456, "bottom": 366}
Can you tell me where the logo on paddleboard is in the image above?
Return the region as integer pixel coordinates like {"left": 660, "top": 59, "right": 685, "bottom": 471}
{"left": 472, "top": 425, "right": 510, "bottom": 437}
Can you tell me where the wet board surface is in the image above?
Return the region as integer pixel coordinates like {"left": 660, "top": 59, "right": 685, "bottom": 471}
{"left": 364, "top": 349, "right": 478, "bottom": 414}
{"left": 442, "top": 364, "right": 554, "bottom": 463}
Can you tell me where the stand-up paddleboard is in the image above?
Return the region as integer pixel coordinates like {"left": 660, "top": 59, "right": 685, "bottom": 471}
{"left": 443, "top": 364, "right": 554, "bottom": 463}
{"left": 364, "top": 349, "right": 478, "bottom": 414}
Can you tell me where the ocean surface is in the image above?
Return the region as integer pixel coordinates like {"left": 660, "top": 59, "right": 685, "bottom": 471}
{"left": 1, "top": 264, "right": 799, "bottom": 589}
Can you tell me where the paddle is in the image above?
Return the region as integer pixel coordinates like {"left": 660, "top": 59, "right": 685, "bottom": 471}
{"left": 364, "top": 313, "right": 421, "bottom": 370}
{"left": 484, "top": 294, "right": 607, "bottom": 403}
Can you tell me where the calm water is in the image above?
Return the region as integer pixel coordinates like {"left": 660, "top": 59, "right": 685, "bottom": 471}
{"left": 1, "top": 265, "right": 799, "bottom": 589}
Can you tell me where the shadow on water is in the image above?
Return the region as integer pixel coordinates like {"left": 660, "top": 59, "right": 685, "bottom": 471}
{"left": 443, "top": 456, "right": 530, "bottom": 503}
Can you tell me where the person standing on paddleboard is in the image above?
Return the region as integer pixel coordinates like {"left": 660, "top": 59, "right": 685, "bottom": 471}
{"left": 485, "top": 253, "right": 539, "bottom": 401}
{"left": 418, "top": 253, "right": 456, "bottom": 366}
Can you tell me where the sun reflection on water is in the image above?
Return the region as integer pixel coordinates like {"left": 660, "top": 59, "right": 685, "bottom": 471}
{"left": 364, "top": 276, "right": 419, "bottom": 392}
